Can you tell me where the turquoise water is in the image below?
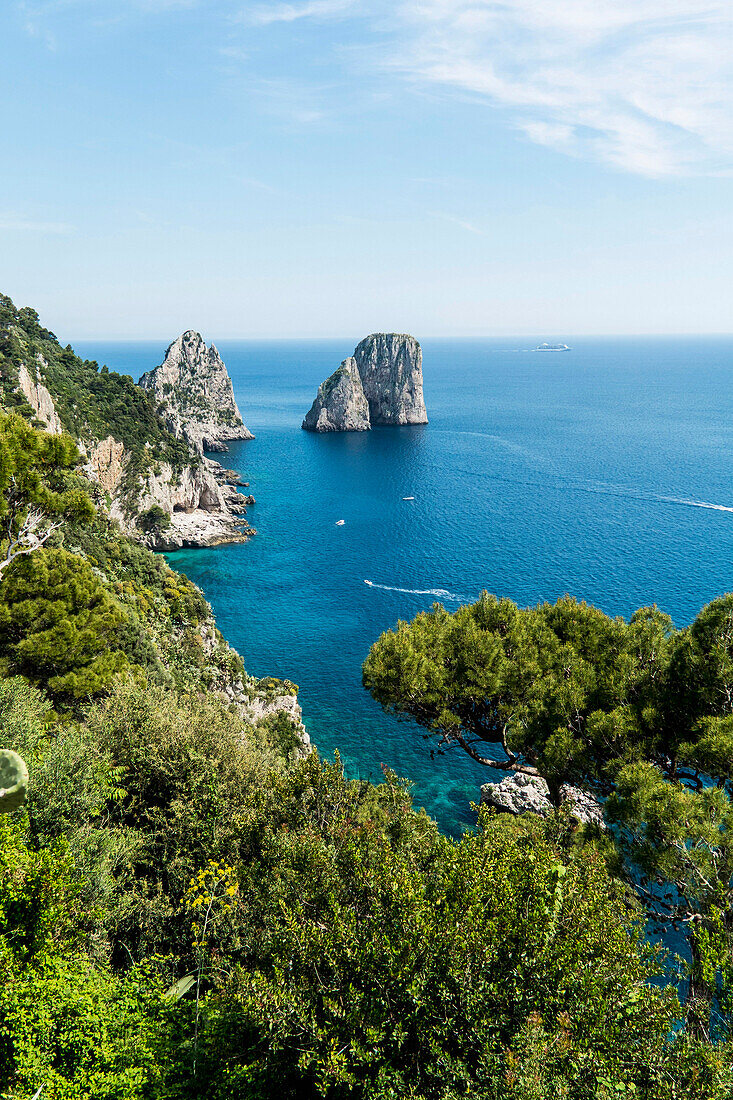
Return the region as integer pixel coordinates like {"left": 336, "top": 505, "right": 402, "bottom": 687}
{"left": 75, "top": 337, "right": 733, "bottom": 834}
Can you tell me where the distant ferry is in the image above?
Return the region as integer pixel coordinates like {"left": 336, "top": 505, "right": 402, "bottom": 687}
{"left": 534, "top": 342, "right": 571, "bottom": 352}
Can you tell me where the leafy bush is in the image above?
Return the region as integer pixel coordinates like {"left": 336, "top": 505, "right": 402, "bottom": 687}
{"left": 0, "top": 812, "right": 167, "bottom": 1100}
{"left": 85, "top": 683, "right": 286, "bottom": 960}
{"left": 364, "top": 591, "right": 733, "bottom": 1035}
{"left": 139, "top": 504, "right": 172, "bottom": 534}
{"left": 185, "top": 758, "right": 679, "bottom": 1099}
{"left": 0, "top": 548, "right": 129, "bottom": 702}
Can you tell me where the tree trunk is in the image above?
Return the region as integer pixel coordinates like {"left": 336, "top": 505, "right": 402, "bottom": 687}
{"left": 685, "top": 919, "right": 714, "bottom": 1041}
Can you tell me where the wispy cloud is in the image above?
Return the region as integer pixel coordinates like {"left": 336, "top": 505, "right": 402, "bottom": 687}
{"left": 0, "top": 214, "right": 74, "bottom": 234}
{"left": 249, "top": 77, "right": 331, "bottom": 125}
{"left": 18, "top": 0, "right": 198, "bottom": 43}
{"left": 18, "top": 0, "right": 733, "bottom": 176}
{"left": 245, "top": 0, "right": 356, "bottom": 26}
{"left": 430, "top": 211, "right": 485, "bottom": 236}
{"left": 390, "top": 1, "right": 733, "bottom": 176}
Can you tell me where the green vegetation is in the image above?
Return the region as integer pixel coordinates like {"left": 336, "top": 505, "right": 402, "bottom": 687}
{"left": 0, "top": 410, "right": 93, "bottom": 578}
{"left": 0, "top": 401, "right": 730, "bottom": 1095}
{"left": 2, "top": 669, "right": 731, "bottom": 1098}
{"left": 0, "top": 294, "right": 196, "bottom": 508}
{"left": 364, "top": 591, "right": 733, "bottom": 1039}
{"left": 0, "top": 547, "right": 130, "bottom": 701}
{"left": 139, "top": 504, "right": 172, "bottom": 535}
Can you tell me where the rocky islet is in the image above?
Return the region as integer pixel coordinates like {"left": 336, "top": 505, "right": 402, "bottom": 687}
{"left": 302, "top": 333, "right": 428, "bottom": 432}
{"left": 139, "top": 330, "right": 253, "bottom": 453}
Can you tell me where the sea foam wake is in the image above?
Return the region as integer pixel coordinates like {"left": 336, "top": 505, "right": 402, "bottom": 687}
{"left": 577, "top": 481, "right": 733, "bottom": 514}
{"left": 364, "top": 579, "right": 465, "bottom": 602}
{"left": 658, "top": 496, "right": 733, "bottom": 514}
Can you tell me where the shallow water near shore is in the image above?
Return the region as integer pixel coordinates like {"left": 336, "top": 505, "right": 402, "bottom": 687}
{"left": 75, "top": 336, "right": 733, "bottom": 835}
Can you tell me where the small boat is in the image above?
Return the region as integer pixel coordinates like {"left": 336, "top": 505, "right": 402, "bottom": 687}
{"left": 402, "top": 496, "right": 415, "bottom": 501}
{"left": 335, "top": 519, "right": 345, "bottom": 526}
{"left": 534, "top": 342, "right": 571, "bottom": 352}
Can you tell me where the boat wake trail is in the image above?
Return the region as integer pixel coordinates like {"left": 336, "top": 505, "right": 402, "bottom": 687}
{"left": 657, "top": 496, "right": 733, "bottom": 514}
{"left": 576, "top": 480, "right": 733, "bottom": 514}
{"left": 364, "top": 579, "right": 465, "bottom": 602}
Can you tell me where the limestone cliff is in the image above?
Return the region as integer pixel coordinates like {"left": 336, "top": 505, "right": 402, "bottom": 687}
{"left": 302, "top": 357, "right": 370, "bottom": 432}
{"left": 139, "top": 331, "right": 253, "bottom": 453}
{"left": 2, "top": 295, "right": 256, "bottom": 551}
{"left": 86, "top": 435, "right": 255, "bottom": 551}
{"left": 353, "top": 333, "right": 427, "bottom": 426}
{"left": 302, "top": 333, "right": 427, "bottom": 433}
{"left": 17, "top": 357, "right": 63, "bottom": 435}
{"left": 197, "top": 625, "right": 311, "bottom": 759}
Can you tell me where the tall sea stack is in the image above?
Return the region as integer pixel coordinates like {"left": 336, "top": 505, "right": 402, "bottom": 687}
{"left": 302, "top": 333, "right": 427, "bottom": 433}
{"left": 301, "top": 357, "right": 371, "bottom": 433}
{"left": 140, "top": 330, "right": 253, "bottom": 453}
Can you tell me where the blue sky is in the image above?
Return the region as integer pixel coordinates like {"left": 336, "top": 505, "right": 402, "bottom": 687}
{"left": 1, "top": 0, "right": 732, "bottom": 337}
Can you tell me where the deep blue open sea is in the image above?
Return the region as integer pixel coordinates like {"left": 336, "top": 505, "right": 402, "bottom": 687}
{"left": 75, "top": 336, "right": 733, "bottom": 835}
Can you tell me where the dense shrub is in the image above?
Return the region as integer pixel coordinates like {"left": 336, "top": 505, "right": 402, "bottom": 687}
{"left": 0, "top": 548, "right": 129, "bottom": 702}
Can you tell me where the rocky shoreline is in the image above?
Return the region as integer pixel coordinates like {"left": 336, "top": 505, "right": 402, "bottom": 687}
{"left": 480, "top": 772, "right": 606, "bottom": 829}
{"left": 197, "top": 621, "right": 311, "bottom": 758}
{"left": 150, "top": 456, "right": 257, "bottom": 551}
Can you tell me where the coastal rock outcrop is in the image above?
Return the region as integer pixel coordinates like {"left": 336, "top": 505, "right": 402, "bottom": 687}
{"left": 136, "top": 457, "right": 255, "bottom": 551}
{"left": 302, "top": 333, "right": 427, "bottom": 433}
{"left": 353, "top": 333, "right": 427, "bottom": 426}
{"left": 240, "top": 681, "right": 311, "bottom": 759}
{"left": 17, "top": 357, "right": 63, "bottom": 435}
{"left": 192, "top": 622, "right": 311, "bottom": 758}
{"left": 480, "top": 773, "right": 605, "bottom": 829}
{"left": 139, "top": 331, "right": 253, "bottom": 453}
{"left": 302, "top": 357, "right": 370, "bottom": 432}
{"left": 86, "top": 436, "right": 255, "bottom": 551}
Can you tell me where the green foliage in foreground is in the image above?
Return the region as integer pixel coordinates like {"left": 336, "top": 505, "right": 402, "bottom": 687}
{"left": 0, "top": 410, "right": 93, "bottom": 571}
{"left": 193, "top": 764, "right": 676, "bottom": 1099}
{"left": 0, "top": 671, "right": 728, "bottom": 1099}
{"left": 0, "top": 484, "right": 242, "bottom": 707}
{"left": 0, "top": 409, "right": 729, "bottom": 1097}
{"left": 0, "top": 547, "right": 130, "bottom": 700}
{"left": 364, "top": 591, "right": 733, "bottom": 1038}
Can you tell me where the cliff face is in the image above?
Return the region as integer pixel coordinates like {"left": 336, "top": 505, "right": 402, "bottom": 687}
{"left": 139, "top": 331, "right": 253, "bottom": 453}
{"left": 302, "top": 357, "right": 370, "bottom": 433}
{"left": 140, "top": 458, "right": 255, "bottom": 551}
{"left": 302, "top": 334, "right": 427, "bottom": 433}
{"left": 17, "top": 358, "right": 63, "bottom": 435}
{"left": 86, "top": 435, "right": 255, "bottom": 550}
{"left": 353, "top": 333, "right": 427, "bottom": 426}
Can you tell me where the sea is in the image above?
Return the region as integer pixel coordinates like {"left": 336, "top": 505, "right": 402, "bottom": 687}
{"left": 74, "top": 336, "right": 733, "bottom": 836}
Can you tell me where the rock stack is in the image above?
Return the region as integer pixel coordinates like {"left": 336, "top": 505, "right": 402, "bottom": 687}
{"left": 140, "top": 330, "right": 253, "bottom": 452}
{"left": 302, "top": 333, "right": 427, "bottom": 432}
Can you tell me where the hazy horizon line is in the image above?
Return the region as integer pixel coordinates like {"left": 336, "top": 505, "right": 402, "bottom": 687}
{"left": 68, "top": 331, "right": 733, "bottom": 343}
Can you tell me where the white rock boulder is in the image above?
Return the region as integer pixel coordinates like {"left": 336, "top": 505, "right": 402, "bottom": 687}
{"left": 480, "top": 772, "right": 605, "bottom": 828}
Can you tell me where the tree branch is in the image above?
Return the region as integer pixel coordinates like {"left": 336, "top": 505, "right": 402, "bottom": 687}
{"left": 452, "top": 730, "right": 539, "bottom": 774}
{"left": 0, "top": 509, "right": 63, "bottom": 579}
